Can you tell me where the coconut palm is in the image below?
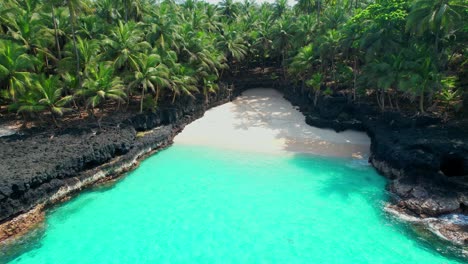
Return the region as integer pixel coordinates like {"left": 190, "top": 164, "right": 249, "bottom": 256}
{"left": 103, "top": 20, "right": 151, "bottom": 70}
{"left": 59, "top": 36, "right": 101, "bottom": 76}
{"left": 65, "top": 0, "right": 90, "bottom": 77}
{"left": 289, "top": 44, "right": 316, "bottom": 92}
{"left": 271, "top": 16, "right": 295, "bottom": 78}
{"left": 78, "top": 62, "right": 126, "bottom": 126}
{"left": 1, "top": 0, "right": 55, "bottom": 65}
{"left": 306, "top": 72, "right": 323, "bottom": 106}
{"left": 9, "top": 74, "right": 73, "bottom": 125}
{"left": 129, "top": 53, "right": 171, "bottom": 112}
{"left": 219, "top": 0, "right": 238, "bottom": 20}
{"left": 0, "top": 41, "right": 38, "bottom": 101}
{"left": 406, "top": 0, "right": 465, "bottom": 62}
{"left": 202, "top": 74, "right": 219, "bottom": 103}
{"left": 216, "top": 25, "right": 248, "bottom": 62}
{"left": 169, "top": 64, "right": 199, "bottom": 103}
{"left": 400, "top": 56, "right": 440, "bottom": 113}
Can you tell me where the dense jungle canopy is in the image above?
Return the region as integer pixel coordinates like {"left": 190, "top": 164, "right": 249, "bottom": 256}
{"left": 0, "top": 0, "right": 466, "bottom": 126}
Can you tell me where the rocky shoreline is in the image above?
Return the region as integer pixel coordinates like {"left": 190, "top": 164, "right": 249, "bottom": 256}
{"left": 1, "top": 72, "right": 467, "bottom": 249}
{"left": 0, "top": 87, "right": 234, "bottom": 242}
{"left": 231, "top": 72, "right": 468, "bottom": 247}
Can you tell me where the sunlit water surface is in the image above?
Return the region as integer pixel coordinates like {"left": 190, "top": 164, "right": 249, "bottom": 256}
{"left": 3, "top": 145, "right": 463, "bottom": 263}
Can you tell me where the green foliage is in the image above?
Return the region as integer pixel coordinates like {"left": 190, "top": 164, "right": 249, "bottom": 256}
{"left": 0, "top": 41, "right": 38, "bottom": 100}
{"left": 78, "top": 62, "right": 126, "bottom": 109}
{"left": 8, "top": 74, "right": 73, "bottom": 125}
{"left": 0, "top": 0, "right": 466, "bottom": 126}
{"left": 438, "top": 76, "right": 460, "bottom": 111}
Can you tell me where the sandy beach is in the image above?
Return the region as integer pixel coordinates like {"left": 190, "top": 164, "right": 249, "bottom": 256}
{"left": 175, "top": 88, "right": 370, "bottom": 158}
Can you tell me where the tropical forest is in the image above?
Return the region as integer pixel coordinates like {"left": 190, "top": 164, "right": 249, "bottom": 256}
{"left": 0, "top": 0, "right": 466, "bottom": 124}
{"left": 1, "top": 0, "right": 468, "bottom": 263}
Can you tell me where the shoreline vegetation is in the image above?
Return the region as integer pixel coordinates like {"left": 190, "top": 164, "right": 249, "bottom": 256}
{"left": 0, "top": 0, "right": 467, "bottom": 127}
{"left": 0, "top": 0, "right": 467, "bottom": 258}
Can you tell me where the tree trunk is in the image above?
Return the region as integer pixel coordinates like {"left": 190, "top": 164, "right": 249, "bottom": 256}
{"left": 97, "top": 107, "right": 104, "bottom": 129}
{"left": 301, "top": 79, "right": 305, "bottom": 94}
{"left": 435, "top": 30, "right": 439, "bottom": 67}
{"left": 124, "top": 0, "right": 129, "bottom": 22}
{"left": 353, "top": 56, "right": 357, "bottom": 101}
{"left": 51, "top": 111, "right": 59, "bottom": 127}
{"left": 314, "top": 88, "right": 320, "bottom": 107}
{"left": 376, "top": 90, "right": 385, "bottom": 111}
{"left": 316, "top": 0, "right": 321, "bottom": 24}
{"left": 331, "top": 51, "right": 335, "bottom": 86}
{"left": 419, "top": 90, "right": 425, "bottom": 113}
{"left": 282, "top": 50, "right": 287, "bottom": 80}
{"left": 395, "top": 93, "right": 400, "bottom": 111}
{"left": 388, "top": 92, "right": 394, "bottom": 109}
{"left": 381, "top": 90, "right": 385, "bottom": 110}
{"left": 140, "top": 86, "right": 145, "bottom": 113}
{"left": 155, "top": 85, "right": 160, "bottom": 107}
{"left": 67, "top": 1, "right": 80, "bottom": 79}
{"left": 52, "top": 6, "right": 62, "bottom": 60}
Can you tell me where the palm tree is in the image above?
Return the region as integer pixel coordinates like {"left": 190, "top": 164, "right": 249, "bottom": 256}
{"left": 318, "top": 29, "right": 341, "bottom": 85}
{"left": 406, "top": 0, "right": 465, "bottom": 64}
{"left": 289, "top": 44, "right": 315, "bottom": 92}
{"left": 296, "top": 0, "right": 314, "bottom": 14}
{"left": 274, "top": 0, "right": 288, "bottom": 19}
{"left": 95, "top": 0, "right": 121, "bottom": 23}
{"left": 271, "top": 16, "right": 295, "bottom": 79}
{"left": 362, "top": 58, "right": 394, "bottom": 111}
{"left": 145, "top": 5, "right": 182, "bottom": 52}
{"left": 216, "top": 25, "right": 248, "bottom": 63}
{"left": 219, "top": 0, "right": 238, "bottom": 20}
{"left": 204, "top": 5, "right": 223, "bottom": 33}
{"left": 0, "top": 41, "right": 38, "bottom": 101}
{"left": 78, "top": 62, "right": 126, "bottom": 126}
{"left": 400, "top": 57, "right": 440, "bottom": 113}
{"left": 65, "top": 0, "right": 90, "bottom": 77}
{"left": 306, "top": 73, "right": 323, "bottom": 106}
{"left": 202, "top": 74, "right": 219, "bottom": 103}
{"left": 43, "top": 0, "right": 67, "bottom": 60}
{"left": 1, "top": 0, "right": 54, "bottom": 63}
{"left": 59, "top": 36, "right": 101, "bottom": 76}
{"left": 129, "top": 53, "right": 171, "bottom": 113}
{"left": 169, "top": 64, "right": 198, "bottom": 102}
{"left": 8, "top": 74, "right": 73, "bottom": 126}
{"left": 252, "top": 17, "right": 273, "bottom": 71}
{"left": 103, "top": 20, "right": 151, "bottom": 70}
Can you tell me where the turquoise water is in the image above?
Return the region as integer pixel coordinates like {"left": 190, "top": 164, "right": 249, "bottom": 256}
{"left": 4, "top": 145, "right": 463, "bottom": 263}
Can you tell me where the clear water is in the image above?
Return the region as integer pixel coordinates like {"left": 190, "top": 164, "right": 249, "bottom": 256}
{"left": 4, "top": 145, "right": 463, "bottom": 263}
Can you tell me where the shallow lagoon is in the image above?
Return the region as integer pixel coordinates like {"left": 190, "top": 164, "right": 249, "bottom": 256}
{"left": 5, "top": 145, "right": 461, "bottom": 263}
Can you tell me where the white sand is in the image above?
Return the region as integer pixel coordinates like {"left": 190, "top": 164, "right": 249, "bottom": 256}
{"left": 174, "top": 88, "right": 370, "bottom": 158}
